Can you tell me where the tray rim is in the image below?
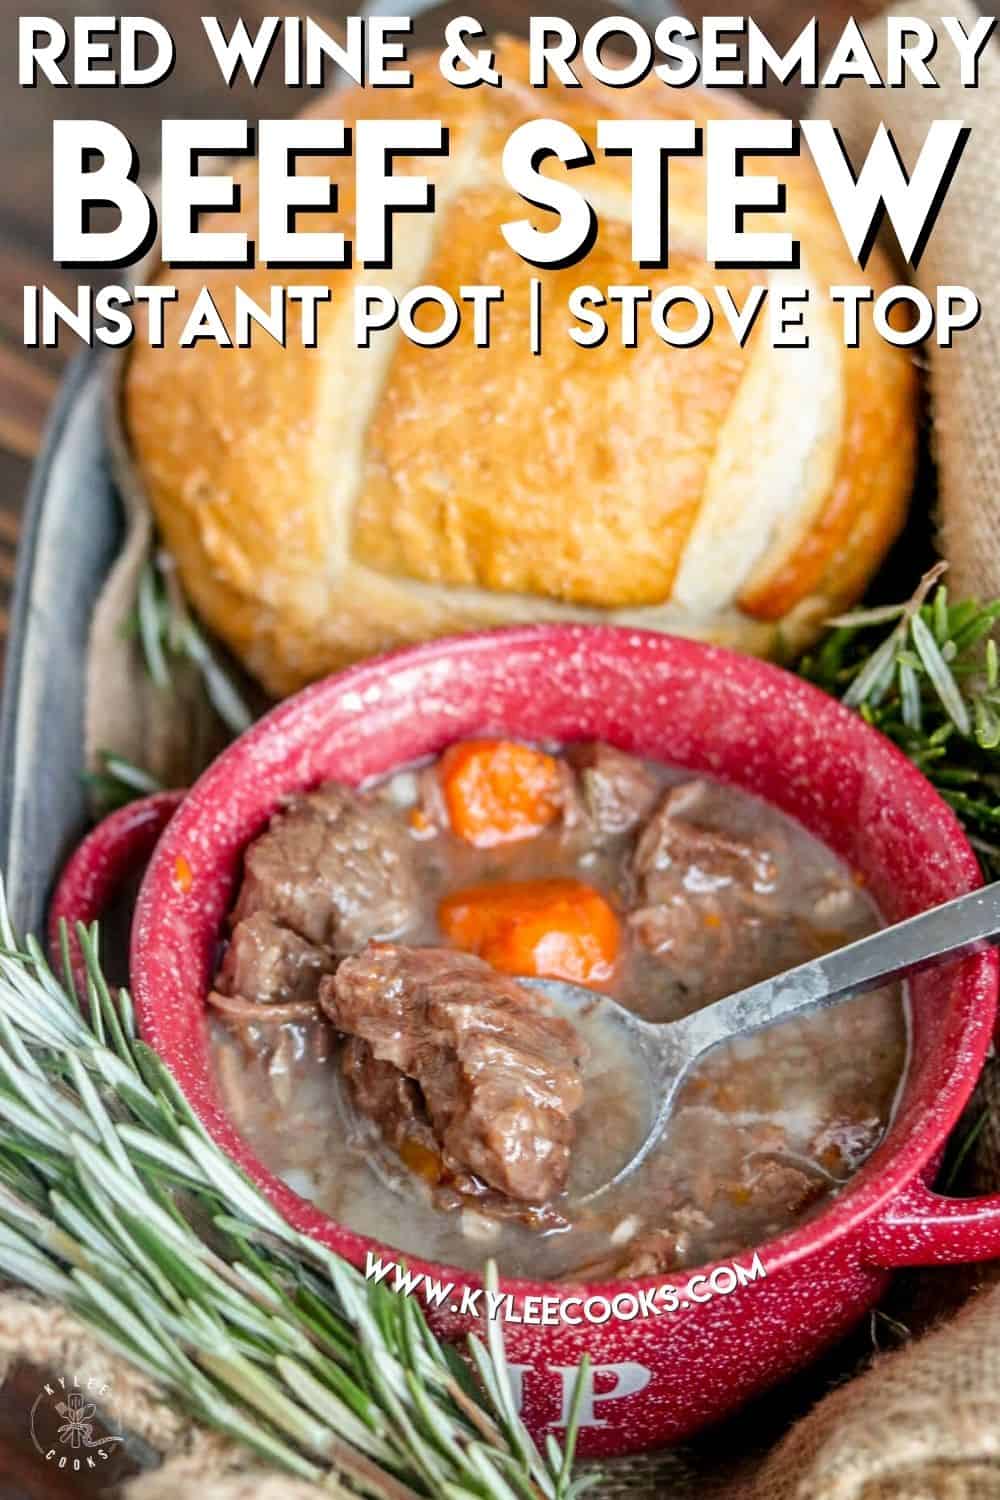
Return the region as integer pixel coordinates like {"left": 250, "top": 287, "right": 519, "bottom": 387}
{"left": 0, "top": 347, "right": 111, "bottom": 926}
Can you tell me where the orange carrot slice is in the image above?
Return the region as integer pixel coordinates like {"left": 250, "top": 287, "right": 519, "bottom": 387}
{"left": 439, "top": 878, "right": 620, "bottom": 987}
{"left": 438, "top": 739, "right": 561, "bottom": 848}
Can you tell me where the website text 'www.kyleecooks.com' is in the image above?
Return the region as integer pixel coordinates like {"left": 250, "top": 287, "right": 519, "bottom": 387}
{"left": 364, "top": 1250, "right": 768, "bottom": 1324}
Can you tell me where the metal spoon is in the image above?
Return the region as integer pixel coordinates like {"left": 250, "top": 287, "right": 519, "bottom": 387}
{"left": 525, "top": 881, "right": 1000, "bottom": 1202}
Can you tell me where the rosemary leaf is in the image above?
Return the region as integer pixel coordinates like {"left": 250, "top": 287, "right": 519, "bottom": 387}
{"left": 137, "top": 560, "right": 170, "bottom": 688}
{"left": 842, "top": 628, "right": 902, "bottom": 708}
{"left": 132, "top": 549, "right": 255, "bottom": 739}
{"left": 180, "top": 620, "right": 255, "bottom": 735}
{"left": 898, "top": 658, "right": 922, "bottom": 732}
{"left": 948, "top": 601, "right": 1000, "bottom": 656}
{"left": 275, "top": 1356, "right": 400, "bottom": 1468}
{"left": 911, "top": 613, "right": 971, "bottom": 735}
{"left": 933, "top": 584, "right": 949, "bottom": 644}
{"left": 557, "top": 1358, "right": 591, "bottom": 1492}
{"left": 826, "top": 603, "right": 908, "bottom": 629}
{"left": 0, "top": 1241, "right": 79, "bottom": 1300}
{"left": 975, "top": 697, "right": 1000, "bottom": 751}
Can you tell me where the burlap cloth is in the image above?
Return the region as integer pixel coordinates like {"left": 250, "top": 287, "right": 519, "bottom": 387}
{"left": 6, "top": 4, "right": 1000, "bottom": 1495}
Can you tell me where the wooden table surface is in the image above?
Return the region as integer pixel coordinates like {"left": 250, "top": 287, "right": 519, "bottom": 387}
{"left": 0, "top": 2, "right": 874, "bottom": 1493}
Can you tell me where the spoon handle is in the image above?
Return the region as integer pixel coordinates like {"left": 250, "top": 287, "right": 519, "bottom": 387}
{"left": 676, "top": 879, "right": 1000, "bottom": 1058}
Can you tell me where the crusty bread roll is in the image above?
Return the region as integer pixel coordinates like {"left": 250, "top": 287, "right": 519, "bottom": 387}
{"left": 125, "top": 38, "right": 917, "bottom": 699}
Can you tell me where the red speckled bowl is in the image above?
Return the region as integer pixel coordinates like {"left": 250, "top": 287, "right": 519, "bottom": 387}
{"left": 52, "top": 627, "right": 1000, "bottom": 1456}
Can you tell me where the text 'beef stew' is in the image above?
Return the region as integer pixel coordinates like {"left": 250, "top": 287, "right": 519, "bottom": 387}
{"left": 209, "top": 740, "right": 907, "bottom": 1280}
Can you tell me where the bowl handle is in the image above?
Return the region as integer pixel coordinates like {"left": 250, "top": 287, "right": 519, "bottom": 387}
{"left": 48, "top": 791, "right": 186, "bottom": 986}
{"left": 865, "top": 1175, "right": 1000, "bottom": 1266}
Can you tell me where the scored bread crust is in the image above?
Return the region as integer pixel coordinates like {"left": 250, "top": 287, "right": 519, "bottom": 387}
{"left": 124, "top": 38, "right": 917, "bottom": 698}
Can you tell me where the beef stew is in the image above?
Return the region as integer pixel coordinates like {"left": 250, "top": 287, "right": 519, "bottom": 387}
{"left": 209, "top": 740, "right": 906, "bottom": 1280}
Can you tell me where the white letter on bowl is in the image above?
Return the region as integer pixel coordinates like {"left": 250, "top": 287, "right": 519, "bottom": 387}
{"left": 550, "top": 1362, "right": 652, "bottom": 1428}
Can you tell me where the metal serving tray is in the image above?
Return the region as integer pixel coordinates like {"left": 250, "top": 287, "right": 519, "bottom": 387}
{"left": 0, "top": 349, "right": 121, "bottom": 934}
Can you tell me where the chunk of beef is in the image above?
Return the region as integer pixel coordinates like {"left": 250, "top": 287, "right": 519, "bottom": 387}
{"left": 322, "top": 945, "right": 586, "bottom": 1203}
{"left": 622, "top": 1207, "right": 716, "bottom": 1276}
{"left": 218, "top": 913, "right": 335, "bottom": 1006}
{"left": 578, "top": 1206, "right": 714, "bottom": 1279}
{"left": 809, "top": 1115, "right": 884, "bottom": 1177}
{"left": 633, "top": 781, "right": 778, "bottom": 899}
{"left": 564, "top": 743, "right": 661, "bottom": 841}
{"left": 628, "top": 890, "right": 740, "bottom": 975}
{"left": 741, "top": 1156, "right": 826, "bottom": 1224}
{"left": 341, "top": 1037, "right": 444, "bottom": 1181}
{"left": 233, "top": 781, "right": 420, "bottom": 952}
{"left": 629, "top": 782, "right": 779, "bottom": 979}
{"left": 341, "top": 1038, "right": 570, "bottom": 1228}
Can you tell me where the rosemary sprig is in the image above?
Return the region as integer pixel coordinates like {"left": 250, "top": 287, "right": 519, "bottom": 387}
{"left": 0, "top": 890, "right": 594, "bottom": 1499}
{"left": 799, "top": 564, "right": 1000, "bottom": 878}
{"left": 126, "top": 548, "right": 255, "bottom": 737}
{"left": 84, "top": 750, "right": 166, "bottom": 816}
